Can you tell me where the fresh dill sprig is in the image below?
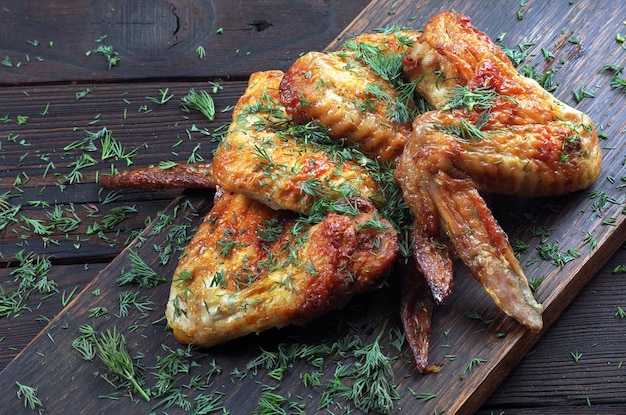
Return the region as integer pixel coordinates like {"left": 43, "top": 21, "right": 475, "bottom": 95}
{"left": 195, "top": 45, "right": 206, "bottom": 59}
{"left": 252, "top": 391, "right": 289, "bottom": 415}
{"left": 349, "top": 328, "right": 400, "bottom": 414}
{"left": 192, "top": 393, "right": 227, "bottom": 414}
{"left": 257, "top": 218, "right": 284, "bottom": 243}
{"left": 511, "top": 238, "right": 530, "bottom": 257}
{"left": 100, "top": 206, "right": 138, "bottom": 230}
{"left": 302, "top": 196, "right": 362, "bottom": 225}
{"left": 10, "top": 250, "right": 55, "bottom": 294}
{"left": 342, "top": 35, "right": 422, "bottom": 124}
{"left": 180, "top": 89, "right": 215, "bottom": 121}
{"left": 0, "top": 287, "right": 28, "bottom": 318}
{"left": 496, "top": 35, "right": 535, "bottom": 66}
{"left": 442, "top": 85, "right": 498, "bottom": 112}
{"left": 146, "top": 88, "right": 174, "bottom": 105}
{"left": 537, "top": 242, "right": 581, "bottom": 266}
{"left": 95, "top": 327, "right": 150, "bottom": 401}
{"left": 528, "top": 276, "right": 545, "bottom": 292}
{"left": 436, "top": 118, "right": 488, "bottom": 142}
{"left": 116, "top": 250, "right": 166, "bottom": 288}
{"left": 72, "top": 325, "right": 97, "bottom": 361}
{"left": 460, "top": 356, "right": 487, "bottom": 380}
{"left": 572, "top": 84, "right": 596, "bottom": 103}
{"left": 97, "top": 127, "right": 138, "bottom": 165}
{"left": 413, "top": 389, "right": 438, "bottom": 401}
{"left": 117, "top": 290, "right": 154, "bottom": 318}
{"left": 360, "top": 48, "right": 406, "bottom": 86}
{"left": 88, "top": 306, "right": 108, "bottom": 319}
{"left": 518, "top": 64, "right": 559, "bottom": 92}
{"left": 72, "top": 337, "right": 96, "bottom": 361}
{"left": 607, "top": 68, "right": 626, "bottom": 91}
{"left": 15, "top": 380, "right": 45, "bottom": 412}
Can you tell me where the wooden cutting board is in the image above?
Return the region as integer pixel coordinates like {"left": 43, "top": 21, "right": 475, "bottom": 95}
{"left": 2, "top": 1, "right": 625, "bottom": 414}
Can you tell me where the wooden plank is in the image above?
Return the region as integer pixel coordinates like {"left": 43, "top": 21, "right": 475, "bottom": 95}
{"left": 0, "top": 81, "right": 246, "bottom": 264}
{"left": 0, "top": 0, "right": 370, "bottom": 84}
{"left": 0, "top": 263, "right": 108, "bottom": 367}
{"left": 479, "top": 251, "right": 626, "bottom": 412}
{"left": 0, "top": 80, "right": 244, "bottom": 367}
{"left": 1, "top": 0, "right": 625, "bottom": 414}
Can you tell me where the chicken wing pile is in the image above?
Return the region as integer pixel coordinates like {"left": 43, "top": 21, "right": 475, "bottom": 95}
{"left": 166, "top": 70, "right": 399, "bottom": 347}
{"left": 100, "top": 11, "right": 602, "bottom": 373}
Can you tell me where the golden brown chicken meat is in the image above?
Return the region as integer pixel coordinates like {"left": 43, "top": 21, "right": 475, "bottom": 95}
{"left": 395, "top": 12, "right": 602, "bottom": 332}
{"left": 212, "top": 70, "right": 383, "bottom": 214}
{"left": 279, "top": 30, "right": 422, "bottom": 163}
{"left": 165, "top": 190, "right": 398, "bottom": 347}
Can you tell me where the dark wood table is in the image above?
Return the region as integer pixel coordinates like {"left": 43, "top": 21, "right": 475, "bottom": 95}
{"left": 1, "top": 1, "right": 626, "bottom": 414}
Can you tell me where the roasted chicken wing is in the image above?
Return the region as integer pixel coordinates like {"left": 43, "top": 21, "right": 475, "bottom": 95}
{"left": 165, "top": 190, "right": 398, "bottom": 347}
{"left": 279, "top": 30, "right": 421, "bottom": 163}
{"left": 212, "top": 70, "right": 383, "bottom": 214}
{"left": 395, "top": 12, "right": 602, "bottom": 332}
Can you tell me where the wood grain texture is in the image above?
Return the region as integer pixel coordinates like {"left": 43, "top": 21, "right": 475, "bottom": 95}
{"left": 0, "top": 81, "right": 247, "bottom": 263}
{"left": 0, "top": 0, "right": 369, "bottom": 84}
{"left": 478, "top": 249, "right": 626, "bottom": 414}
{"left": 1, "top": 0, "right": 626, "bottom": 414}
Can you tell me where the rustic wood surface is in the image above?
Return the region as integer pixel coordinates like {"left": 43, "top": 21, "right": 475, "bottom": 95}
{"left": 1, "top": 0, "right": 626, "bottom": 414}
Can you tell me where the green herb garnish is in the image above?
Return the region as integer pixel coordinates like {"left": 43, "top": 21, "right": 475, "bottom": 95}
{"left": 96, "top": 327, "right": 150, "bottom": 401}
{"left": 15, "top": 381, "right": 45, "bottom": 412}
{"left": 180, "top": 89, "right": 216, "bottom": 121}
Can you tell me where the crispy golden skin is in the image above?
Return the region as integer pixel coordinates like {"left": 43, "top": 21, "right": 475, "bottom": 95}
{"left": 165, "top": 191, "right": 398, "bottom": 347}
{"left": 402, "top": 12, "right": 601, "bottom": 198}
{"left": 279, "top": 31, "right": 420, "bottom": 163}
{"left": 396, "top": 12, "right": 602, "bottom": 332}
{"left": 398, "top": 259, "right": 434, "bottom": 374}
{"left": 212, "top": 70, "right": 383, "bottom": 214}
{"left": 409, "top": 218, "right": 454, "bottom": 305}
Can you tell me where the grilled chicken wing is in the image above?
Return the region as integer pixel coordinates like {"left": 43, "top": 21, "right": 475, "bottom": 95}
{"left": 212, "top": 70, "right": 383, "bottom": 214}
{"left": 279, "top": 30, "right": 421, "bottom": 163}
{"left": 165, "top": 190, "right": 398, "bottom": 347}
{"left": 395, "top": 12, "right": 602, "bottom": 332}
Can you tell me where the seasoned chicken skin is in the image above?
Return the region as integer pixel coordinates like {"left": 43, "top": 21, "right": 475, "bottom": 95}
{"left": 398, "top": 259, "right": 433, "bottom": 373}
{"left": 279, "top": 30, "right": 421, "bottom": 162}
{"left": 99, "top": 163, "right": 215, "bottom": 190}
{"left": 165, "top": 191, "right": 398, "bottom": 347}
{"left": 395, "top": 12, "right": 602, "bottom": 332}
{"left": 212, "top": 70, "right": 383, "bottom": 214}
